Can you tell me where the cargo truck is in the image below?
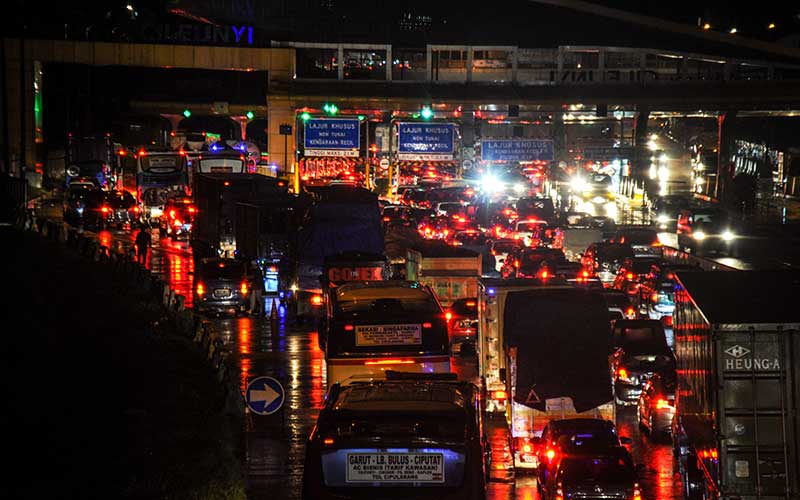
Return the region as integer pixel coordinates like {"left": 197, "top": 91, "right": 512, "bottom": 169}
{"left": 406, "top": 241, "right": 482, "bottom": 308}
{"left": 234, "top": 197, "right": 296, "bottom": 297}
{"left": 289, "top": 185, "right": 384, "bottom": 320}
{"left": 191, "top": 173, "right": 286, "bottom": 259}
{"left": 672, "top": 270, "right": 800, "bottom": 500}
{"left": 477, "top": 278, "right": 615, "bottom": 469}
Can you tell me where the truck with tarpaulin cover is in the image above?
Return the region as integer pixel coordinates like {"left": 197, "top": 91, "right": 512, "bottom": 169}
{"left": 289, "top": 185, "right": 384, "bottom": 320}
{"left": 478, "top": 279, "right": 615, "bottom": 469}
{"left": 672, "top": 270, "right": 800, "bottom": 500}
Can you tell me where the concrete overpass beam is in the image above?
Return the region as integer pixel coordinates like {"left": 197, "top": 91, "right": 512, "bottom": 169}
{"left": 633, "top": 106, "right": 650, "bottom": 176}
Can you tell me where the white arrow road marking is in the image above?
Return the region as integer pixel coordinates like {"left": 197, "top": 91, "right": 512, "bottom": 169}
{"left": 250, "top": 384, "right": 280, "bottom": 407}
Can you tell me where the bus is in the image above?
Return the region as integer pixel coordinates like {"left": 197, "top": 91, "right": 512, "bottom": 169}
{"left": 136, "top": 149, "right": 189, "bottom": 223}
{"left": 319, "top": 281, "right": 451, "bottom": 387}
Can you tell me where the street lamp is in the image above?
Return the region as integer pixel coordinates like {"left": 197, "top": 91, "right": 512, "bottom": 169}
{"left": 183, "top": 109, "right": 191, "bottom": 118}
{"left": 246, "top": 110, "right": 255, "bottom": 120}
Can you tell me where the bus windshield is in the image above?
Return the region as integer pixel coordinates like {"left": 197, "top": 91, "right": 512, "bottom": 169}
{"left": 197, "top": 156, "right": 246, "bottom": 174}
{"left": 138, "top": 153, "right": 186, "bottom": 173}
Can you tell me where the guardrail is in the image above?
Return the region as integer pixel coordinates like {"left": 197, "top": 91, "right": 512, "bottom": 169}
{"left": 661, "top": 245, "right": 737, "bottom": 271}
{"left": 19, "top": 211, "right": 244, "bottom": 418}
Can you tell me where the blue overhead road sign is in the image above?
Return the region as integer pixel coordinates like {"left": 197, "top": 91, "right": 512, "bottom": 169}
{"left": 245, "top": 376, "right": 285, "bottom": 415}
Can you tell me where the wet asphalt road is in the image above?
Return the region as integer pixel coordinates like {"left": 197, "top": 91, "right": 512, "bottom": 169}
{"left": 48, "top": 188, "right": 792, "bottom": 499}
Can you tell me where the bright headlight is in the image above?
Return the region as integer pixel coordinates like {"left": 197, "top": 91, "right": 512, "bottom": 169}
{"left": 571, "top": 177, "right": 588, "bottom": 192}
{"left": 693, "top": 231, "right": 706, "bottom": 240}
{"left": 722, "top": 230, "right": 735, "bottom": 241}
{"left": 513, "top": 183, "right": 525, "bottom": 194}
{"left": 482, "top": 175, "right": 503, "bottom": 193}
{"left": 657, "top": 214, "right": 669, "bottom": 223}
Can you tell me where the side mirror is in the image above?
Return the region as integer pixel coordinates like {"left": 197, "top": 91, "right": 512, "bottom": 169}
{"left": 619, "top": 436, "right": 634, "bottom": 445}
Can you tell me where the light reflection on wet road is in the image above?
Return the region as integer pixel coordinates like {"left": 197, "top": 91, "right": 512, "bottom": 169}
{"left": 83, "top": 224, "right": 682, "bottom": 499}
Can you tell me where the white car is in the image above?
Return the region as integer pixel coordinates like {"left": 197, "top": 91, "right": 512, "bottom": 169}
{"left": 513, "top": 219, "right": 548, "bottom": 247}
{"left": 490, "top": 239, "right": 521, "bottom": 272}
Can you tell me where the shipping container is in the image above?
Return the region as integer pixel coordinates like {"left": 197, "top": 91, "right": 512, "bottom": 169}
{"left": 673, "top": 270, "right": 800, "bottom": 500}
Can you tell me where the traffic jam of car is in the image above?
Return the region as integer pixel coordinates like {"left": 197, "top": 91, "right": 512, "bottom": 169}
{"left": 57, "top": 131, "right": 796, "bottom": 500}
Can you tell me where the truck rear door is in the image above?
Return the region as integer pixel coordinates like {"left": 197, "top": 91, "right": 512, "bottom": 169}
{"left": 717, "top": 327, "right": 800, "bottom": 497}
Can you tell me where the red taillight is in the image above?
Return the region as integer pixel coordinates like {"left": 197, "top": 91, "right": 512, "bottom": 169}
{"left": 240, "top": 281, "right": 248, "bottom": 295}
{"left": 582, "top": 270, "right": 590, "bottom": 278}
{"left": 514, "top": 260, "right": 520, "bottom": 268}
{"left": 311, "top": 295, "right": 323, "bottom": 306}
{"left": 133, "top": 206, "right": 140, "bottom": 213}
{"left": 663, "top": 315, "right": 673, "bottom": 326}
{"left": 652, "top": 292, "right": 659, "bottom": 303}
{"left": 196, "top": 282, "right": 205, "bottom": 296}
{"left": 626, "top": 306, "right": 636, "bottom": 318}
{"left": 546, "top": 449, "right": 556, "bottom": 462}
{"left": 539, "top": 270, "right": 549, "bottom": 279}
{"left": 422, "top": 322, "right": 432, "bottom": 328}
{"left": 323, "top": 438, "right": 334, "bottom": 445}
{"left": 173, "top": 219, "right": 182, "bottom": 226}
{"left": 466, "top": 301, "right": 476, "bottom": 307}
{"left": 626, "top": 272, "right": 635, "bottom": 280}
{"left": 656, "top": 398, "right": 672, "bottom": 409}
{"left": 383, "top": 216, "right": 391, "bottom": 222}
{"left": 188, "top": 207, "right": 196, "bottom": 213}
{"left": 522, "top": 443, "right": 532, "bottom": 453}
{"left": 169, "top": 209, "right": 176, "bottom": 219}
{"left": 101, "top": 206, "right": 110, "bottom": 213}
{"left": 344, "top": 324, "right": 354, "bottom": 331}
{"left": 617, "top": 367, "right": 628, "bottom": 379}
{"left": 493, "top": 390, "right": 507, "bottom": 401}
{"left": 445, "top": 311, "right": 452, "bottom": 322}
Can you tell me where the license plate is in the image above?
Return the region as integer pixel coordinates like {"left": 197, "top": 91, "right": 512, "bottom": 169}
{"left": 346, "top": 453, "right": 444, "bottom": 483}
{"left": 355, "top": 324, "right": 422, "bottom": 346}
{"left": 213, "top": 288, "right": 231, "bottom": 298}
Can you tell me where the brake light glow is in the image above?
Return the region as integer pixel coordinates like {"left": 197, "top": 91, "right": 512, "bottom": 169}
{"left": 169, "top": 209, "right": 176, "bottom": 219}
{"left": 445, "top": 312, "right": 452, "bottom": 321}
{"left": 173, "top": 219, "right": 182, "bottom": 226}
{"left": 626, "top": 307, "right": 636, "bottom": 318}
{"left": 522, "top": 443, "right": 532, "bottom": 453}
{"left": 133, "top": 206, "right": 140, "bottom": 212}
{"left": 663, "top": 316, "right": 673, "bottom": 326}
{"left": 493, "top": 390, "right": 507, "bottom": 401}
{"left": 539, "top": 270, "right": 549, "bottom": 279}
{"left": 466, "top": 301, "right": 476, "bottom": 307}
{"left": 188, "top": 207, "right": 196, "bottom": 213}
{"left": 617, "top": 368, "right": 628, "bottom": 379}
{"left": 652, "top": 292, "right": 659, "bottom": 302}
{"left": 422, "top": 322, "right": 432, "bottom": 328}
{"left": 546, "top": 449, "right": 556, "bottom": 461}
{"left": 240, "top": 281, "right": 248, "bottom": 295}
{"left": 626, "top": 272, "right": 635, "bottom": 280}
{"left": 196, "top": 283, "right": 205, "bottom": 296}
{"left": 101, "top": 206, "right": 110, "bottom": 213}
{"left": 633, "top": 482, "right": 642, "bottom": 500}
{"left": 323, "top": 438, "right": 334, "bottom": 445}
{"left": 364, "top": 359, "right": 415, "bottom": 365}
{"left": 344, "top": 325, "right": 354, "bottom": 331}
{"left": 310, "top": 295, "right": 323, "bottom": 306}
{"left": 656, "top": 398, "right": 672, "bottom": 409}
{"left": 383, "top": 216, "right": 391, "bottom": 222}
